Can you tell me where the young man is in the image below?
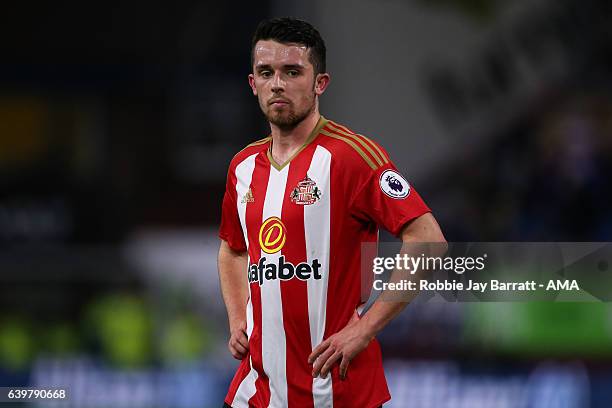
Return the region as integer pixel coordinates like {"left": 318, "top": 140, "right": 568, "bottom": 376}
{"left": 218, "top": 17, "right": 445, "bottom": 408}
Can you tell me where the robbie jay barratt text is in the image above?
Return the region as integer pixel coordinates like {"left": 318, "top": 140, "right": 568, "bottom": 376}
{"left": 373, "top": 279, "right": 580, "bottom": 292}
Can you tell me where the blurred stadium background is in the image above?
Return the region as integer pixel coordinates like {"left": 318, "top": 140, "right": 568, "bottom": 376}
{"left": 1, "top": 0, "right": 611, "bottom": 407}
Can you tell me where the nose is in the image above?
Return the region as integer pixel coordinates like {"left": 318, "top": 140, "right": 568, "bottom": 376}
{"left": 271, "top": 72, "right": 285, "bottom": 93}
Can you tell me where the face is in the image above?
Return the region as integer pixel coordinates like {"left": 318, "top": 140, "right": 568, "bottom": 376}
{"left": 249, "top": 40, "right": 329, "bottom": 129}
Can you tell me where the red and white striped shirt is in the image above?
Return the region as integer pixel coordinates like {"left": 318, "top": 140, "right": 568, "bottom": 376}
{"left": 220, "top": 116, "right": 430, "bottom": 407}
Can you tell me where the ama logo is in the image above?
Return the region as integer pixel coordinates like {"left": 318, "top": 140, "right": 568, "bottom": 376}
{"left": 379, "top": 170, "right": 410, "bottom": 199}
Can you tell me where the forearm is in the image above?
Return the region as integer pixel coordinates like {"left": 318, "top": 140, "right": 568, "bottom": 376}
{"left": 357, "top": 243, "right": 423, "bottom": 339}
{"left": 218, "top": 240, "right": 249, "bottom": 329}
{"left": 359, "top": 213, "right": 447, "bottom": 339}
{"left": 358, "top": 299, "right": 408, "bottom": 340}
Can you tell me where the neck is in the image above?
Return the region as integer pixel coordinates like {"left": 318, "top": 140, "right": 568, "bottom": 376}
{"left": 269, "top": 106, "right": 321, "bottom": 165}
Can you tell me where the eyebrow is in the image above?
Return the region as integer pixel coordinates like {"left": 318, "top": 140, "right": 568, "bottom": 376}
{"left": 282, "top": 64, "right": 304, "bottom": 70}
{"left": 255, "top": 63, "right": 305, "bottom": 71}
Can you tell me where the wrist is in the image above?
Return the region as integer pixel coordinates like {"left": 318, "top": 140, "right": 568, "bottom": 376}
{"left": 357, "top": 316, "right": 378, "bottom": 341}
{"left": 228, "top": 315, "right": 246, "bottom": 331}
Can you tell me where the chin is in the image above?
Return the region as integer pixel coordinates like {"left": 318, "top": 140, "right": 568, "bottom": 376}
{"left": 268, "top": 113, "right": 298, "bottom": 128}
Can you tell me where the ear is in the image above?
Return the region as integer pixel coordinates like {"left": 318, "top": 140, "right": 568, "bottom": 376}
{"left": 314, "top": 73, "right": 331, "bottom": 96}
{"left": 248, "top": 73, "right": 257, "bottom": 96}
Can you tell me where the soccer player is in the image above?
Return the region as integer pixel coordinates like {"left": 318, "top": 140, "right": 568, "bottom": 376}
{"left": 218, "top": 17, "right": 446, "bottom": 408}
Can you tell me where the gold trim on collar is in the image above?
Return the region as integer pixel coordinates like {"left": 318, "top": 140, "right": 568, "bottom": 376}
{"left": 326, "top": 121, "right": 388, "bottom": 166}
{"left": 320, "top": 128, "right": 378, "bottom": 170}
{"left": 234, "top": 136, "right": 272, "bottom": 157}
{"left": 267, "top": 115, "right": 328, "bottom": 171}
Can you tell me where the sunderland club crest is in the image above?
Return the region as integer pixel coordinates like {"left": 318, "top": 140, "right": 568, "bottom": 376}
{"left": 290, "top": 175, "right": 321, "bottom": 205}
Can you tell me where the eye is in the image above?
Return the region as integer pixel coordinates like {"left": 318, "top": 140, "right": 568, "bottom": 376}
{"left": 287, "top": 70, "right": 299, "bottom": 77}
{"left": 260, "top": 70, "right": 272, "bottom": 78}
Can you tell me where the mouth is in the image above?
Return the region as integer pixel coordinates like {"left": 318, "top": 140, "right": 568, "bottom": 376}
{"left": 269, "top": 99, "right": 290, "bottom": 106}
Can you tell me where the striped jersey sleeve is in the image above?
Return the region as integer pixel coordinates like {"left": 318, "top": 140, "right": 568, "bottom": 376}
{"left": 350, "top": 159, "right": 431, "bottom": 236}
{"left": 219, "top": 137, "right": 271, "bottom": 252}
{"left": 219, "top": 164, "right": 247, "bottom": 252}
{"left": 324, "top": 121, "right": 431, "bottom": 236}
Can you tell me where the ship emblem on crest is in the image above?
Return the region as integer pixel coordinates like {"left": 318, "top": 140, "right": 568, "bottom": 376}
{"left": 290, "top": 175, "right": 321, "bottom": 205}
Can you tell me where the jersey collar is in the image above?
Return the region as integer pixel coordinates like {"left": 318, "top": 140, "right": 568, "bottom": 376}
{"left": 267, "top": 115, "right": 328, "bottom": 171}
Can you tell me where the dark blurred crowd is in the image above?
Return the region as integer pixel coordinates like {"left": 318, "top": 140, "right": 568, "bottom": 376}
{"left": 431, "top": 94, "right": 612, "bottom": 241}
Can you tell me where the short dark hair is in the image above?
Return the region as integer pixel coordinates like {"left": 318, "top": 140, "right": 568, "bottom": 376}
{"left": 251, "top": 17, "right": 327, "bottom": 75}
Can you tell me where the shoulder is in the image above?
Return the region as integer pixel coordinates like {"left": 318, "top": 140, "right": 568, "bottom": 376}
{"left": 228, "top": 136, "right": 271, "bottom": 171}
{"left": 318, "top": 119, "right": 390, "bottom": 173}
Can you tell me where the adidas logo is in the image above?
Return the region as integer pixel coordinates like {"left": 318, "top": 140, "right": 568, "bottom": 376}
{"left": 241, "top": 188, "right": 254, "bottom": 204}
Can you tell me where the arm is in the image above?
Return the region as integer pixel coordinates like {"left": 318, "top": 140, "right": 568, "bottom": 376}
{"left": 359, "top": 212, "right": 447, "bottom": 334}
{"left": 309, "top": 212, "right": 447, "bottom": 379}
{"left": 218, "top": 239, "right": 250, "bottom": 359}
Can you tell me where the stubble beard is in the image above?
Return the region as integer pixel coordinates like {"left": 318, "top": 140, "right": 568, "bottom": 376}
{"left": 264, "top": 94, "right": 316, "bottom": 131}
